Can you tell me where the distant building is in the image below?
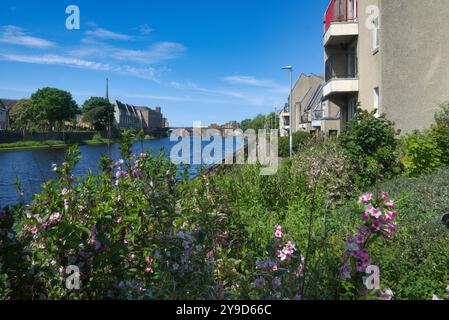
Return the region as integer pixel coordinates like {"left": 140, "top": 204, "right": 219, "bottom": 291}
{"left": 0, "top": 105, "right": 7, "bottom": 130}
{"left": 0, "top": 99, "right": 19, "bottom": 130}
{"left": 112, "top": 100, "right": 165, "bottom": 131}
{"left": 209, "top": 123, "right": 220, "bottom": 130}
{"left": 163, "top": 117, "right": 169, "bottom": 128}
{"left": 221, "top": 121, "right": 239, "bottom": 130}
{"left": 136, "top": 106, "right": 163, "bottom": 130}
{"left": 112, "top": 100, "right": 145, "bottom": 130}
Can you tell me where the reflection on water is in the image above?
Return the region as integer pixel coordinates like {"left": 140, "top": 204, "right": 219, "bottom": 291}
{"left": 0, "top": 136, "right": 238, "bottom": 206}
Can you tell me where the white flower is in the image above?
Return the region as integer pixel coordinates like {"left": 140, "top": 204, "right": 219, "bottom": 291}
{"left": 432, "top": 294, "right": 442, "bottom": 300}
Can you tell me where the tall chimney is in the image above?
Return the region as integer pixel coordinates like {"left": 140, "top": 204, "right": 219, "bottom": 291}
{"left": 106, "top": 78, "right": 109, "bottom": 101}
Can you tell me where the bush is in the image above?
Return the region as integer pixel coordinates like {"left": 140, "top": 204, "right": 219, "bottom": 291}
{"left": 278, "top": 131, "right": 311, "bottom": 158}
{"left": 400, "top": 131, "right": 443, "bottom": 177}
{"left": 339, "top": 110, "right": 401, "bottom": 188}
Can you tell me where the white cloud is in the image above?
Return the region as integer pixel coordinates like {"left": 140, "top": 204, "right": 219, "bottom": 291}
{"left": 137, "top": 24, "right": 153, "bottom": 35}
{"left": 0, "top": 25, "right": 56, "bottom": 48}
{"left": 223, "top": 75, "right": 278, "bottom": 87}
{"left": 85, "top": 27, "right": 133, "bottom": 41}
{"left": 72, "top": 41, "right": 186, "bottom": 65}
{"left": 0, "top": 53, "right": 158, "bottom": 80}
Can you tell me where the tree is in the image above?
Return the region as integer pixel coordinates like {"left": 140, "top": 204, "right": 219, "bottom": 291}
{"left": 9, "top": 99, "right": 31, "bottom": 133}
{"left": 29, "top": 88, "right": 78, "bottom": 131}
{"left": 81, "top": 97, "right": 115, "bottom": 131}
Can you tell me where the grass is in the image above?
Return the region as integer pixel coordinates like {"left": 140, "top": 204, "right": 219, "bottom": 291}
{"left": 0, "top": 138, "right": 116, "bottom": 151}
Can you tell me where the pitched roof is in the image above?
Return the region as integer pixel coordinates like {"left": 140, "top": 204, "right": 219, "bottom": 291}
{"left": 0, "top": 99, "right": 19, "bottom": 111}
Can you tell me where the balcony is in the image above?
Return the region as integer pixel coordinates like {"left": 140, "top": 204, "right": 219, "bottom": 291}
{"left": 324, "top": 0, "right": 358, "bottom": 47}
{"left": 311, "top": 110, "right": 323, "bottom": 127}
{"left": 323, "top": 55, "right": 358, "bottom": 98}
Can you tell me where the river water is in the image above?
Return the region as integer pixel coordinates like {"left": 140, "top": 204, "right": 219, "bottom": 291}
{"left": 0, "top": 136, "right": 238, "bottom": 207}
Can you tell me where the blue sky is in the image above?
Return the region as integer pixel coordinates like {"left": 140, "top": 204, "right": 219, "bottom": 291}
{"left": 0, "top": 0, "right": 329, "bottom": 126}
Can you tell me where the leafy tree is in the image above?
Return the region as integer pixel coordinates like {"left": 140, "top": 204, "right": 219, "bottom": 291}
{"left": 29, "top": 87, "right": 77, "bottom": 131}
{"left": 8, "top": 99, "right": 31, "bottom": 133}
{"left": 81, "top": 98, "right": 115, "bottom": 131}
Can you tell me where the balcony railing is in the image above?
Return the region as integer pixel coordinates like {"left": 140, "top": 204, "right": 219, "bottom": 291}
{"left": 325, "top": 57, "right": 357, "bottom": 82}
{"left": 324, "top": 0, "right": 358, "bottom": 33}
{"left": 312, "top": 110, "right": 324, "bottom": 121}
{"left": 300, "top": 114, "right": 309, "bottom": 124}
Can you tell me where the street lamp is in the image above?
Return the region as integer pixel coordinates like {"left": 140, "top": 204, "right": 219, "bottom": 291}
{"left": 282, "top": 65, "right": 293, "bottom": 158}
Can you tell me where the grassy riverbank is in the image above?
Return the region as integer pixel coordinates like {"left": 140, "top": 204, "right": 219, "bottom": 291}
{"left": 0, "top": 135, "right": 162, "bottom": 152}
{"left": 0, "top": 138, "right": 117, "bottom": 151}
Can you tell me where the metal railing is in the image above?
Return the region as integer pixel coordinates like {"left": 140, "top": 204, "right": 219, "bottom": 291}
{"left": 325, "top": 0, "right": 358, "bottom": 32}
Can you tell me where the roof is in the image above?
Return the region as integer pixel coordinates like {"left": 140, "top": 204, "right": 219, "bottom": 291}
{"left": 0, "top": 99, "right": 19, "bottom": 111}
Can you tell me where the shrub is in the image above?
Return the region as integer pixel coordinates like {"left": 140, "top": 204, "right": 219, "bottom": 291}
{"left": 278, "top": 131, "right": 311, "bottom": 158}
{"left": 401, "top": 131, "right": 443, "bottom": 177}
{"left": 339, "top": 110, "right": 401, "bottom": 188}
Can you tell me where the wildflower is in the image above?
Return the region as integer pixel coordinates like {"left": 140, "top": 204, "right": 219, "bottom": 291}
{"left": 372, "top": 219, "right": 382, "bottom": 231}
{"left": 378, "top": 288, "right": 393, "bottom": 300}
{"left": 366, "top": 205, "right": 382, "bottom": 219}
{"left": 172, "top": 263, "right": 179, "bottom": 271}
{"left": 272, "top": 277, "right": 282, "bottom": 288}
{"left": 432, "top": 295, "right": 442, "bottom": 300}
{"left": 293, "top": 256, "right": 305, "bottom": 277}
{"left": 274, "top": 225, "right": 283, "bottom": 239}
{"left": 52, "top": 163, "right": 58, "bottom": 172}
{"left": 386, "top": 200, "right": 395, "bottom": 208}
{"left": 253, "top": 277, "right": 265, "bottom": 289}
{"left": 144, "top": 268, "right": 153, "bottom": 274}
{"left": 115, "top": 159, "right": 124, "bottom": 167}
{"left": 145, "top": 256, "right": 153, "bottom": 265}
{"left": 446, "top": 284, "right": 449, "bottom": 295}
{"left": 50, "top": 212, "right": 61, "bottom": 222}
{"left": 358, "top": 193, "right": 373, "bottom": 204}
{"left": 116, "top": 216, "right": 122, "bottom": 224}
{"left": 339, "top": 264, "right": 351, "bottom": 280}
{"left": 123, "top": 238, "right": 129, "bottom": 245}
{"left": 61, "top": 188, "right": 70, "bottom": 196}
{"left": 381, "top": 192, "right": 389, "bottom": 201}
{"left": 31, "top": 226, "right": 38, "bottom": 235}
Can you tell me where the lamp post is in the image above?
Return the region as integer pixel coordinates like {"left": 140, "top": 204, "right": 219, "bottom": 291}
{"left": 282, "top": 66, "right": 293, "bottom": 158}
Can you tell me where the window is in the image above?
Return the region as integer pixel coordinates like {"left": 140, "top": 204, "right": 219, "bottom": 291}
{"left": 329, "top": 130, "right": 338, "bottom": 137}
{"left": 374, "top": 87, "right": 380, "bottom": 117}
{"left": 347, "top": 97, "right": 357, "bottom": 121}
{"left": 373, "top": 17, "right": 380, "bottom": 51}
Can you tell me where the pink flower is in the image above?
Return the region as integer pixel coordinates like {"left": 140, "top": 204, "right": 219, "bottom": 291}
{"left": 31, "top": 226, "right": 38, "bottom": 235}
{"left": 274, "top": 225, "right": 283, "bottom": 238}
{"left": 116, "top": 216, "right": 122, "bottom": 224}
{"left": 386, "top": 200, "right": 395, "bottom": 208}
{"left": 372, "top": 219, "right": 382, "bottom": 231}
{"left": 61, "top": 188, "right": 69, "bottom": 196}
{"left": 359, "top": 193, "right": 373, "bottom": 204}
{"left": 378, "top": 288, "right": 394, "bottom": 300}
{"left": 144, "top": 267, "right": 153, "bottom": 274}
{"left": 123, "top": 238, "right": 129, "bottom": 245}
{"left": 145, "top": 256, "right": 153, "bottom": 265}
{"left": 366, "top": 205, "right": 382, "bottom": 219}
{"left": 381, "top": 192, "right": 389, "bottom": 201}
{"left": 50, "top": 212, "right": 61, "bottom": 222}
{"left": 115, "top": 159, "right": 124, "bottom": 167}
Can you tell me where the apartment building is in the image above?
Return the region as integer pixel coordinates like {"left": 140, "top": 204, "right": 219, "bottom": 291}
{"left": 323, "top": 0, "right": 449, "bottom": 134}
{"left": 279, "top": 74, "right": 341, "bottom": 136}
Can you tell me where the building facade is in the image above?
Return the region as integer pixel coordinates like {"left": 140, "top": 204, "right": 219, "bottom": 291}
{"left": 323, "top": 0, "right": 449, "bottom": 134}
{"left": 279, "top": 74, "right": 341, "bottom": 136}
{"left": 0, "top": 99, "right": 19, "bottom": 130}
{"left": 136, "top": 106, "right": 164, "bottom": 130}
{"left": 112, "top": 100, "right": 165, "bottom": 131}
{"left": 0, "top": 106, "right": 7, "bottom": 130}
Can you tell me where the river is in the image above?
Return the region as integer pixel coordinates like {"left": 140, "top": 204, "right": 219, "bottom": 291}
{"left": 0, "top": 136, "right": 238, "bottom": 207}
